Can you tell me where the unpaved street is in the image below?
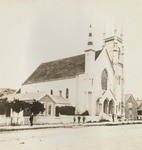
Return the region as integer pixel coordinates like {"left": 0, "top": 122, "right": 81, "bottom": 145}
{"left": 1, "top": 124, "right": 142, "bottom": 150}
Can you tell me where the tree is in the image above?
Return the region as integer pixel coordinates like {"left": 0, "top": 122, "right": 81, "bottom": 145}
{"left": 10, "top": 99, "right": 45, "bottom": 116}
{"left": 56, "top": 106, "right": 75, "bottom": 116}
{"left": 0, "top": 98, "right": 11, "bottom": 117}
{"left": 0, "top": 98, "right": 8, "bottom": 115}
{"left": 0, "top": 98, "right": 45, "bottom": 125}
{"left": 29, "top": 100, "right": 45, "bottom": 115}
{"left": 81, "top": 110, "right": 89, "bottom": 116}
{"left": 10, "top": 99, "right": 29, "bottom": 125}
{"left": 11, "top": 99, "right": 29, "bottom": 114}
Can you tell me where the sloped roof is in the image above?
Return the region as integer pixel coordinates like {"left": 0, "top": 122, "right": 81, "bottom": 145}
{"left": 23, "top": 50, "right": 102, "bottom": 85}
{"left": 52, "top": 95, "right": 70, "bottom": 105}
{"left": 3, "top": 92, "right": 47, "bottom": 102}
{"left": 95, "top": 50, "right": 102, "bottom": 60}
{"left": 3, "top": 92, "right": 70, "bottom": 105}
{"left": 125, "top": 94, "right": 132, "bottom": 102}
{"left": 136, "top": 100, "right": 142, "bottom": 107}
{"left": 125, "top": 94, "right": 138, "bottom": 107}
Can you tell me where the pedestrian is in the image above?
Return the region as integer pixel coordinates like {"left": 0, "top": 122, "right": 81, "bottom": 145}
{"left": 83, "top": 116, "right": 86, "bottom": 123}
{"left": 112, "top": 114, "right": 115, "bottom": 122}
{"left": 29, "top": 113, "right": 34, "bottom": 126}
{"left": 78, "top": 116, "right": 81, "bottom": 123}
{"left": 73, "top": 116, "right": 76, "bottom": 123}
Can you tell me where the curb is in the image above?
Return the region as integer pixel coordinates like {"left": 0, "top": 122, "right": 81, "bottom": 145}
{"left": 1, "top": 121, "right": 142, "bottom": 132}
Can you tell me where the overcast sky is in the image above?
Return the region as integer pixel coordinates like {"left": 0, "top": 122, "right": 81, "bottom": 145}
{"left": 0, "top": 0, "right": 142, "bottom": 99}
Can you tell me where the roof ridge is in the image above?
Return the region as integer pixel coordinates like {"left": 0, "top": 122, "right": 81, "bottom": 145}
{"left": 42, "top": 53, "right": 85, "bottom": 65}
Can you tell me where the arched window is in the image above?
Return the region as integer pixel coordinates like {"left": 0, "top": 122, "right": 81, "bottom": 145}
{"left": 48, "top": 105, "right": 52, "bottom": 115}
{"left": 66, "top": 88, "right": 69, "bottom": 98}
{"left": 101, "top": 69, "right": 108, "bottom": 90}
{"left": 50, "top": 90, "right": 53, "bottom": 95}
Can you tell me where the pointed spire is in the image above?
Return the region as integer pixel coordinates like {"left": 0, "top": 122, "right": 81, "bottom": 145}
{"left": 120, "top": 25, "right": 123, "bottom": 39}
{"left": 102, "top": 24, "right": 106, "bottom": 48}
{"left": 114, "top": 21, "right": 118, "bottom": 36}
{"left": 114, "top": 28, "right": 117, "bottom": 36}
{"left": 114, "top": 26, "right": 118, "bottom": 43}
{"left": 103, "top": 32, "right": 106, "bottom": 39}
{"left": 86, "top": 24, "right": 94, "bottom": 50}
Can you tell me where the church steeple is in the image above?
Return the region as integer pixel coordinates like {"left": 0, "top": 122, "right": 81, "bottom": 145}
{"left": 85, "top": 24, "right": 95, "bottom": 74}
{"left": 84, "top": 24, "right": 95, "bottom": 116}
{"left": 102, "top": 26, "right": 106, "bottom": 48}
{"left": 86, "top": 24, "right": 94, "bottom": 51}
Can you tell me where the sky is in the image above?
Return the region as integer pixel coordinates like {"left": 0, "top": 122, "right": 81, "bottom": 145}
{"left": 0, "top": 0, "right": 142, "bottom": 99}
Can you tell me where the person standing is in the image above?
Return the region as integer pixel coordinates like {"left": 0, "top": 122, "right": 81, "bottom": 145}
{"left": 29, "top": 114, "right": 34, "bottom": 126}
{"left": 112, "top": 114, "right": 115, "bottom": 122}
{"left": 78, "top": 116, "right": 81, "bottom": 123}
{"left": 73, "top": 116, "right": 76, "bottom": 123}
{"left": 83, "top": 116, "right": 86, "bottom": 124}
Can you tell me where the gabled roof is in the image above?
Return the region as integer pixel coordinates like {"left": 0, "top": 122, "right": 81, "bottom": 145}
{"left": 125, "top": 94, "right": 138, "bottom": 107}
{"left": 23, "top": 50, "right": 102, "bottom": 85}
{"left": 125, "top": 94, "right": 132, "bottom": 102}
{"left": 52, "top": 95, "right": 70, "bottom": 105}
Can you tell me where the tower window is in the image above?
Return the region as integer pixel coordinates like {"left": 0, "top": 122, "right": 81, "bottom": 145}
{"left": 101, "top": 69, "right": 108, "bottom": 90}
{"left": 66, "top": 88, "right": 69, "bottom": 98}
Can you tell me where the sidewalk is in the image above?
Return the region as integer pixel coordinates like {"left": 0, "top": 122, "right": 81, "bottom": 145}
{"left": 1, "top": 120, "right": 142, "bottom": 132}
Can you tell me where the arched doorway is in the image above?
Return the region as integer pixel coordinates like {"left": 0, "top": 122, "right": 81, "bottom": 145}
{"left": 103, "top": 99, "right": 109, "bottom": 114}
{"left": 109, "top": 100, "right": 114, "bottom": 114}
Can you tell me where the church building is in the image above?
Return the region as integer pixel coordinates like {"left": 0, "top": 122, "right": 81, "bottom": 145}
{"left": 18, "top": 25, "right": 124, "bottom": 120}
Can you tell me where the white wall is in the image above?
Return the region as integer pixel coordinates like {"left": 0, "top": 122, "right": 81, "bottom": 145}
{"left": 93, "top": 49, "right": 114, "bottom": 101}
{"left": 75, "top": 74, "right": 89, "bottom": 114}
{"left": 21, "top": 46, "right": 123, "bottom": 116}
{"left": 21, "top": 78, "right": 77, "bottom": 106}
{"left": 0, "top": 115, "right": 11, "bottom": 126}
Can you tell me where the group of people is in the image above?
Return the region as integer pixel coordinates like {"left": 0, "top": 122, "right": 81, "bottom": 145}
{"left": 29, "top": 114, "right": 115, "bottom": 126}
{"left": 73, "top": 116, "right": 86, "bottom": 124}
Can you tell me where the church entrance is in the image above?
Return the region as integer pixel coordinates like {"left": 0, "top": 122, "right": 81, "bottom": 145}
{"left": 103, "top": 99, "right": 109, "bottom": 114}
{"left": 109, "top": 100, "right": 114, "bottom": 114}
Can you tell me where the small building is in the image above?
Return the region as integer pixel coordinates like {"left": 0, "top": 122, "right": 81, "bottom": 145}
{"left": 125, "top": 94, "right": 138, "bottom": 120}
{"left": 4, "top": 91, "right": 70, "bottom": 117}
{"left": 136, "top": 99, "right": 142, "bottom": 120}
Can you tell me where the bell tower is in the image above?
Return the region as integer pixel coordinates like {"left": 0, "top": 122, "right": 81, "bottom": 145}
{"left": 85, "top": 24, "right": 95, "bottom": 75}
{"left": 103, "top": 29, "right": 124, "bottom": 116}
{"left": 84, "top": 24, "right": 95, "bottom": 116}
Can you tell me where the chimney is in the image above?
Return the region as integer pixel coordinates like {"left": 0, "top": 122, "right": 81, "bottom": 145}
{"left": 59, "top": 90, "right": 62, "bottom": 96}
